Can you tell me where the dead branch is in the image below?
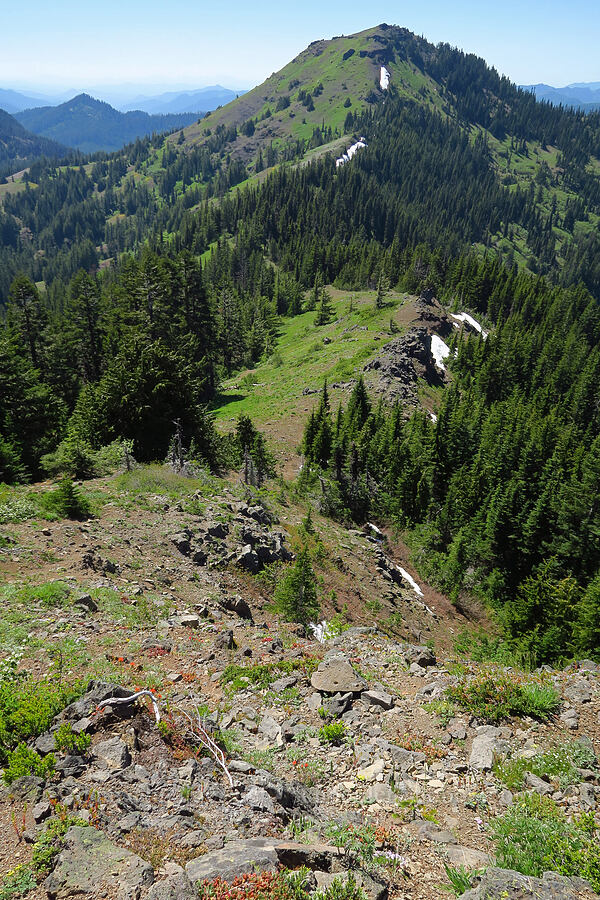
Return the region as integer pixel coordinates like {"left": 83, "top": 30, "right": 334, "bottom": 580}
{"left": 179, "top": 706, "right": 233, "bottom": 788}
{"left": 97, "top": 690, "right": 161, "bottom": 723}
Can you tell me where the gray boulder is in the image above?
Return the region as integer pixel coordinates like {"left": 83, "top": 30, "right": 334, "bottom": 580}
{"left": 244, "top": 786, "right": 277, "bottom": 814}
{"left": 147, "top": 873, "right": 197, "bottom": 899}
{"left": 186, "top": 839, "right": 278, "bottom": 885}
{"left": 469, "top": 726, "right": 510, "bottom": 771}
{"left": 461, "top": 867, "right": 599, "bottom": 899}
{"left": 215, "top": 630, "right": 236, "bottom": 651}
{"left": 45, "top": 826, "right": 153, "bottom": 899}
{"left": 220, "top": 596, "right": 253, "bottom": 620}
{"left": 57, "top": 681, "right": 134, "bottom": 724}
{"left": 93, "top": 737, "right": 131, "bottom": 770}
{"left": 321, "top": 692, "right": 353, "bottom": 718}
{"left": 311, "top": 658, "right": 367, "bottom": 694}
{"left": 564, "top": 678, "right": 592, "bottom": 704}
{"left": 362, "top": 689, "right": 394, "bottom": 710}
{"left": 170, "top": 532, "right": 192, "bottom": 555}
{"left": 560, "top": 706, "right": 580, "bottom": 729}
{"left": 7, "top": 776, "right": 45, "bottom": 802}
{"left": 74, "top": 594, "right": 98, "bottom": 613}
{"left": 236, "top": 545, "right": 261, "bottom": 573}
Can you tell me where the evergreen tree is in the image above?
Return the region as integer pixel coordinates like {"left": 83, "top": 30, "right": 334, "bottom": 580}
{"left": 273, "top": 546, "right": 320, "bottom": 625}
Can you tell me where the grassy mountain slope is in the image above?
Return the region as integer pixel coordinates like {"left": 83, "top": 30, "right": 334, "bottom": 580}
{"left": 16, "top": 94, "right": 200, "bottom": 153}
{"left": 1, "top": 23, "right": 600, "bottom": 302}
{"left": 212, "top": 288, "right": 425, "bottom": 456}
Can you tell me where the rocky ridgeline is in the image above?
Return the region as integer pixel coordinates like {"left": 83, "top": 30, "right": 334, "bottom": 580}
{"left": 3, "top": 608, "right": 600, "bottom": 900}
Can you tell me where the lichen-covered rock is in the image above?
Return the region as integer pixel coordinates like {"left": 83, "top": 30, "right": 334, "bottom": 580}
{"left": 44, "top": 826, "right": 153, "bottom": 899}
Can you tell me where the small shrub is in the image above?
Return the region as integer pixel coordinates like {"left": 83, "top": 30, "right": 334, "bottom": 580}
{"left": 29, "top": 581, "right": 72, "bottom": 607}
{"left": 220, "top": 658, "right": 317, "bottom": 695}
{"left": 315, "top": 875, "right": 367, "bottom": 900}
{"left": 494, "top": 739, "right": 597, "bottom": 791}
{"left": 0, "top": 864, "right": 36, "bottom": 899}
{"left": 444, "top": 863, "right": 479, "bottom": 896}
{"left": 126, "top": 827, "right": 197, "bottom": 869}
{"left": 445, "top": 673, "right": 560, "bottom": 723}
{"left": 0, "top": 658, "right": 84, "bottom": 764}
{"left": 243, "top": 748, "right": 280, "bottom": 772}
{"left": 39, "top": 477, "right": 93, "bottom": 520}
{"left": 287, "top": 748, "right": 327, "bottom": 785}
{"left": 423, "top": 700, "right": 456, "bottom": 727}
{"left": 491, "top": 793, "right": 600, "bottom": 890}
{"left": 53, "top": 723, "right": 91, "bottom": 755}
{"left": 3, "top": 744, "right": 55, "bottom": 784}
{"left": 325, "top": 822, "right": 376, "bottom": 868}
{"left": 31, "top": 812, "right": 85, "bottom": 876}
{"left": 197, "top": 869, "right": 311, "bottom": 900}
{"left": 0, "top": 495, "right": 36, "bottom": 525}
{"left": 319, "top": 722, "right": 347, "bottom": 746}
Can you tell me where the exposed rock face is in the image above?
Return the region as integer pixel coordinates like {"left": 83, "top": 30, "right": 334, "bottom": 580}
{"left": 44, "top": 826, "right": 153, "bottom": 899}
{"left": 461, "top": 867, "right": 599, "bottom": 899}
{"left": 364, "top": 292, "right": 455, "bottom": 404}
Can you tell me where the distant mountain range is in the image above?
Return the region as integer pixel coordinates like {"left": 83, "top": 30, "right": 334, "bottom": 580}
{"left": 14, "top": 95, "right": 200, "bottom": 153}
{"left": 0, "top": 88, "right": 59, "bottom": 114}
{"left": 119, "top": 85, "right": 244, "bottom": 114}
{"left": 0, "top": 108, "right": 68, "bottom": 177}
{"left": 0, "top": 84, "right": 245, "bottom": 115}
{"left": 522, "top": 82, "right": 600, "bottom": 112}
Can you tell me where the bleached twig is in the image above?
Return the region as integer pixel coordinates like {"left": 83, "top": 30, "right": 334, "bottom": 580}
{"left": 96, "top": 693, "right": 233, "bottom": 789}
{"left": 180, "top": 706, "right": 233, "bottom": 788}
{"left": 97, "top": 690, "right": 161, "bottom": 723}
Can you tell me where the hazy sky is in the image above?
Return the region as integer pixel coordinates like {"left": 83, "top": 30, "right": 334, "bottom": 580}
{"left": 3, "top": 0, "right": 599, "bottom": 93}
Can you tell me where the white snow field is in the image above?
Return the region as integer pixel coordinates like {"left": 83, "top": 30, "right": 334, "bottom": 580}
{"left": 451, "top": 312, "right": 489, "bottom": 339}
{"left": 430, "top": 334, "right": 451, "bottom": 371}
{"left": 335, "top": 137, "right": 367, "bottom": 168}
{"left": 396, "top": 565, "right": 424, "bottom": 597}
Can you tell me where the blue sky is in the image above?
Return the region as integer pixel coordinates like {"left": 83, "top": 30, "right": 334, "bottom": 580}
{"left": 3, "top": 0, "right": 599, "bottom": 93}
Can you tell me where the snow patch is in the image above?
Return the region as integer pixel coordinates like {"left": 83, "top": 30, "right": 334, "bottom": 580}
{"left": 395, "top": 565, "right": 424, "bottom": 597}
{"left": 430, "top": 334, "right": 451, "bottom": 372}
{"left": 451, "top": 312, "right": 489, "bottom": 339}
{"left": 380, "top": 66, "right": 391, "bottom": 90}
{"left": 336, "top": 137, "right": 367, "bottom": 168}
{"left": 428, "top": 412, "right": 438, "bottom": 424}
{"left": 309, "top": 621, "right": 333, "bottom": 643}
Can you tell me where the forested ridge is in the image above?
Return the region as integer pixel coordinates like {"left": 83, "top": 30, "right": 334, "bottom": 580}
{"left": 2, "top": 24, "right": 600, "bottom": 660}
{"left": 301, "top": 253, "right": 600, "bottom": 663}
